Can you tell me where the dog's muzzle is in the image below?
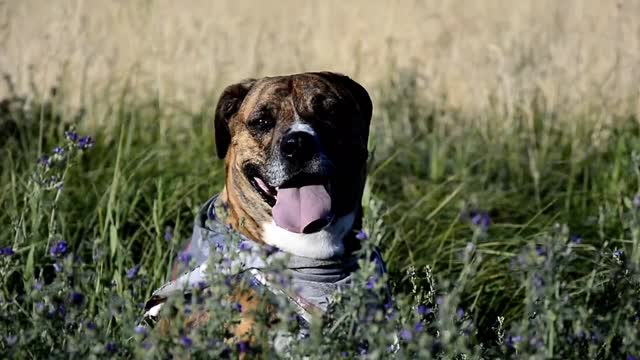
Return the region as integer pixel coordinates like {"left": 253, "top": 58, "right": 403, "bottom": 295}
{"left": 270, "top": 130, "right": 331, "bottom": 233}
{"left": 280, "top": 131, "right": 318, "bottom": 167}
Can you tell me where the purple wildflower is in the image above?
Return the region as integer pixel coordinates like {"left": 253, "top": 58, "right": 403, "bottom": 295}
{"left": 288, "top": 313, "right": 301, "bottom": 323}
{"left": 64, "top": 130, "right": 78, "bottom": 142}
{"left": 164, "top": 226, "right": 173, "bottom": 241}
{"left": 470, "top": 212, "right": 491, "bottom": 231}
{"left": 366, "top": 276, "right": 377, "bottom": 290}
{"left": 414, "top": 321, "right": 424, "bottom": 333}
{"left": 49, "top": 240, "right": 68, "bottom": 258}
{"left": 535, "top": 245, "right": 546, "bottom": 257}
{"left": 417, "top": 304, "right": 431, "bottom": 315}
{"left": 232, "top": 303, "right": 243, "bottom": 312}
{"left": 249, "top": 276, "right": 261, "bottom": 288}
{"left": 627, "top": 355, "right": 638, "bottom": 360}
{"left": 506, "top": 335, "right": 522, "bottom": 349}
{"left": 238, "top": 241, "right": 252, "bottom": 251}
{"left": 633, "top": 194, "right": 640, "bottom": 208}
{"left": 70, "top": 292, "right": 84, "bottom": 306}
{"left": 399, "top": 328, "right": 413, "bottom": 342}
{"left": 86, "top": 322, "right": 97, "bottom": 330}
{"left": 356, "top": 230, "right": 368, "bottom": 240}
{"left": 126, "top": 264, "right": 141, "bottom": 279}
{"left": 456, "top": 307, "right": 465, "bottom": 320}
{"left": 0, "top": 247, "right": 14, "bottom": 256}
{"left": 77, "top": 135, "right": 95, "bottom": 150}
{"left": 357, "top": 342, "right": 369, "bottom": 356}
{"left": 237, "top": 341, "right": 249, "bottom": 353}
{"left": 134, "top": 325, "right": 147, "bottom": 335}
{"left": 105, "top": 342, "right": 118, "bottom": 354}
{"left": 614, "top": 249, "right": 623, "bottom": 258}
{"left": 179, "top": 252, "right": 192, "bottom": 266}
{"left": 5, "top": 335, "right": 17, "bottom": 346}
{"left": 270, "top": 273, "right": 286, "bottom": 287}
{"left": 180, "top": 336, "right": 192, "bottom": 348}
{"left": 35, "top": 302, "right": 44, "bottom": 312}
{"left": 570, "top": 234, "right": 582, "bottom": 244}
{"left": 53, "top": 146, "right": 64, "bottom": 155}
{"left": 214, "top": 238, "right": 226, "bottom": 252}
{"left": 38, "top": 155, "right": 51, "bottom": 168}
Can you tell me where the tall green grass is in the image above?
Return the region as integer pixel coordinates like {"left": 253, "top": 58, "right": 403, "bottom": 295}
{"left": 1, "top": 71, "right": 639, "bottom": 358}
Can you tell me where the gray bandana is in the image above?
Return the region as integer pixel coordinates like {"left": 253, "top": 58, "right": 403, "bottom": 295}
{"left": 144, "top": 194, "right": 387, "bottom": 326}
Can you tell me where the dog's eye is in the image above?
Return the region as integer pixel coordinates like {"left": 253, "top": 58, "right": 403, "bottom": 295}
{"left": 311, "top": 95, "right": 340, "bottom": 118}
{"left": 247, "top": 117, "right": 275, "bottom": 132}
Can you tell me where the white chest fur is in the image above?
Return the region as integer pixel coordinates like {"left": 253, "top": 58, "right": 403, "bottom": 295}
{"left": 261, "top": 212, "right": 355, "bottom": 259}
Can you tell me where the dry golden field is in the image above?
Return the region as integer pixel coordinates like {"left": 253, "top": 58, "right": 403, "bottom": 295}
{"left": 1, "top": 0, "right": 639, "bottom": 122}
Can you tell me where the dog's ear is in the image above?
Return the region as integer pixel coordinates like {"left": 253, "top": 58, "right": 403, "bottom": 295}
{"left": 312, "top": 72, "right": 373, "bottom": 129}
{"left": 214, "top": 79, "right": 257, "bottom": 159}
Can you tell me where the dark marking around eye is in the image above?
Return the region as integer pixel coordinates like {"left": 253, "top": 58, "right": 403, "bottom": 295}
{"left": 310, "top": 94, "right": 341, "bottom": 118}
{"left": 247, "top": 115, "right": 275, "bottom": 134}
{"left": 246, "top": 104, "right": 278, "bottom": 135}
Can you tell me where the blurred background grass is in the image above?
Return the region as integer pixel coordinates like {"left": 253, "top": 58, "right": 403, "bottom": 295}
{"left": 2, "top": 0, "right": 639, "bottom": 121}
{"left": 2, "top": 0, "right": 640, "bottom": 352}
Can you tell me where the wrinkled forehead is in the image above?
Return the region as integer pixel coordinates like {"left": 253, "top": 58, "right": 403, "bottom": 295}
{"left": 238, "top": 75, "right": 340, "bottom": 119}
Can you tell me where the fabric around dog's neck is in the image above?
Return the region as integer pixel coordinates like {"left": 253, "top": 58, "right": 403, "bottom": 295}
{"left": 146, "top": 194, "right": 386, "bottom": 317}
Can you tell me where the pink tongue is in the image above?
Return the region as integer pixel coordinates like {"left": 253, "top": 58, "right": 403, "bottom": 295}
{"left": 272, "top": 185, "right": 333, "bottom": 233}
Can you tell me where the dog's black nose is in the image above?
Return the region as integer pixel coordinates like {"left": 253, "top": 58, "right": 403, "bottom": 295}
{"left": 280, "top": 131, "right": 316, "bottom": 163}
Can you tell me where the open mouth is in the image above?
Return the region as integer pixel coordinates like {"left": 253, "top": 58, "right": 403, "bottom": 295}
{"left": 244, "top": 164, "right": 278, "bottom": 206}
{"left": 252, "top": 176, "right": 278, "bottom": 207}
{"left": 245, "top": 165, "right": 334, "bottom": 234}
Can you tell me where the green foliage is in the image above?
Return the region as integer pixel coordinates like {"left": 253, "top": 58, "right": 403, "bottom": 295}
{"left": 1, "top": 73, "right": 639, "bottom": 358}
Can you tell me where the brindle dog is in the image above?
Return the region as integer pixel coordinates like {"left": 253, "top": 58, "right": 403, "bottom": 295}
{"left": 157, "top": 72, "right": 373, "bottom": 344}
{"left": 217, "top": 72, "right": 372, "bottom": 251}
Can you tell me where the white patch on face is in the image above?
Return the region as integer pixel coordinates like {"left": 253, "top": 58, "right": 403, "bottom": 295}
{"left": 264, "top": 121, "right": 322, "bottom": 186}
{"left": 289, "top": 122, "right": 316, "bottom": 136}
{"left": 262, "top": 212, "right": 355, "bottom": 259}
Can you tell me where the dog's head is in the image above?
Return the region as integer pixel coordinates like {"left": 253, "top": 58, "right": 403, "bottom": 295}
{"left": 215, "top": 72, "right": 372, "bottom": 259}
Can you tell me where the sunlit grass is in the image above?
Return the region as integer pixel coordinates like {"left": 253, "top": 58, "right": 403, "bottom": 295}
{"left": 1, "top": 70, "right": 639, "bottom": 357}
